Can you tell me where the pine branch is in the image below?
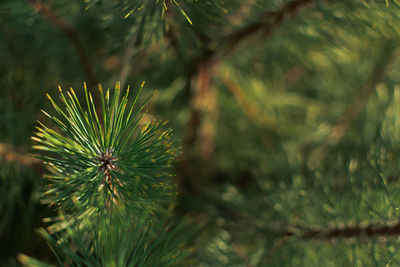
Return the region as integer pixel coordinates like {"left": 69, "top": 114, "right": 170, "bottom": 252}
{"left": 192, "top": 184, "right": 400, "bottom": 241}
{"left": 307, "top": 41, "right": 398, "bottom": 164}
{"left": 220, "top": 73, "right": 278, "bottom": 131}
{"left": 27, "top": 0, "right": 98, "bottom": 89}
{"left": 218, "top": 0, "right": 315, "bottom": 61}
{"left": 284, "top": 221, "right": 400, "bottom": 239}
{"left": 19, "top": 214, "right": 196, "bottom": 266}
{"left": 32, "top": 83, "right": 175, "bottom": 217}
{"left": 326, "top": 41, "right": 398, "bottom": 146}
{"left": 181, "top": 0, "right": 317, "bottom": 183}
{"left": 194, "top": 0, "right": 316, "bottom": 68}
{"left": 263, "top": 220, "right": 400, "bottom": 264}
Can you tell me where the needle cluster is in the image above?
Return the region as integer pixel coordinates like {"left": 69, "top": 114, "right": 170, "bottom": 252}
{"left": 32, "top": 82, "right": 175, "bottom": 217}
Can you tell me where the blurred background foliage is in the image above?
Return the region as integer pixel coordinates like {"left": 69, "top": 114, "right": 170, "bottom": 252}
{"left": 3, "top": 0, "right": 400, "bottom": 265}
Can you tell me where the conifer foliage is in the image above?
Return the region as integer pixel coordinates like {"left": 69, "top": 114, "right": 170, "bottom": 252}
{"left": 4, "top": 0, "right": 400, "bottom": 266}
{"left": 27, "top": 83, "right": 186, "bottom": 266}
{"left": 32, "top": 83, "right": 174, "bottom": 215}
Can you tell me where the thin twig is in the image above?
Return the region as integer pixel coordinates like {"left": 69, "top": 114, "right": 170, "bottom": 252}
{"left": 27, "top": 0, "right": 98, "bottom": 89}
{"left": 220, "top": 72, "right": 278, "bottom": 130}
{"left": 194, "top": 0, "right": 315, "bottom": 68}
{"left": 326, "top": 42, "right": 398, "bottom": 146}
{"left": 193, "top": 183, "right": 400, "bottom": 241}
{"left": 306, "top": 41, "right": 398, "bottom": 166}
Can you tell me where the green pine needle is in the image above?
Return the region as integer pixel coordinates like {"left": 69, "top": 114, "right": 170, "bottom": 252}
{"left": 36, "top": 214, "right": 196, "bottom": 267}
{"left": 32, "top": 82, "right": 176, "bottom": 217}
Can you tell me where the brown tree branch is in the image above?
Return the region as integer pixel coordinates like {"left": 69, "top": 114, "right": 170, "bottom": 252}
{"left": 305, "top": 41, "right": 399, "bottom": 167}
{"left": 195, "top": 0, "right": 315, "bottom": 68}
{"left": 284, "top": 221, "right": 400, "bottom": 239}
{"left": 181, "top": 0, "right": 316, "bottom": 183}
{"left": 193, "top": 182, "right": 400, "bottom": 242}
{"left": 27, "top": 0, "right": 98, "bottom": 89}
{"left": 220, "top": 73, "right": 278, "bottom": 130}
{"left": 326, "top": 42, "right": 398, "bottom": 146}
{"left": 221, "top": 0, "right": 314, "bottom": 59}
{"left": 262, "top": 220, "right": 400, "bottom": 264}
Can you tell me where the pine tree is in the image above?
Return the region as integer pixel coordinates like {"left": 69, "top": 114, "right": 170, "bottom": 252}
{"left": 3, "top": 0, "right": 400, "bottom": 266}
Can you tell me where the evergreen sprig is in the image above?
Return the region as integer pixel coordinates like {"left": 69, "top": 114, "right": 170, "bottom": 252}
{"left": 20, "top": 215, "right": 194, "bottom": 267}
{"left": 55, "top": 217, "right": 192, "bottom": 267}
{"left": 32, "top": 82, "right": 175, "bottom": 216}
